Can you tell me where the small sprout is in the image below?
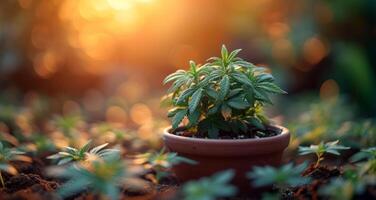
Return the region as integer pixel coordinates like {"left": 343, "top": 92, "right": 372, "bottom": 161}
{"left": 0, "top": 142, "right": 31, "bottom": 188}
{"left": 247, "top": 162, "right": 311, "bottom": 188}
{"left": 182, "top": 169, "right": 237, "bottom": 200}
{"left": 53, "top": 156, "right": 142, "bottom": 200}
{"left": 299, "top": 140, "right": 350, "bottom": 168}
{"left": 47, "top": 140, "right": 119, "bottom": 165}
{"left": 135, "top": 148, "right": 196, "bottom": 182}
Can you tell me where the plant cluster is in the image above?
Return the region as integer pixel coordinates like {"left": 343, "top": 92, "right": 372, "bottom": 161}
{"left": 53, "top": 155, "right": 142, "bottom": 200}
{"left": 0, "top": 142, "right": 31, "bottom": 188}
{"left": 47, "top": 140, "right": 119, "bottom": 165}
{"left": 319, "top": 147, "right": 376, "bottom": 200}
{"left": 182, "top": 169, "right": 237, "bottom": 200}
{"left": 247, "top": 162, "right": 311, "bottom": 188}
{"left": 299, "top": 140, "right": 350, "bottom": 168}
{"left": 164, "top": 45, "right": 286, "bottom": 138}
{"left": 134, "top": 148, "right": 196, "bottom": 182}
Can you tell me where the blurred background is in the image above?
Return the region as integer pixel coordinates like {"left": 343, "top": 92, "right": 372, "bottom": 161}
{"left": 0, "top": 0, "right": 375, "bottom": 146}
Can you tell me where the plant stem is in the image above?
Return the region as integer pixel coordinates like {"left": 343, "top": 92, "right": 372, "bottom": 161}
{"left": 0, "top": 171, "right": 5, "bottom": 188}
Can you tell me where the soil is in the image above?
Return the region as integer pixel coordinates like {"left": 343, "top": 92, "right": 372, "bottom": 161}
{"left": 293, "top": 164, "right": 341, "bottom": 200}
{"left": 172, "top": 125, "right": 282, "bottom": 139}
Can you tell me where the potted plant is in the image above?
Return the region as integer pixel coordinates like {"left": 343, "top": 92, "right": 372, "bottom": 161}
{"left": 162, "top": 45, "right": 290, "bottom": 190}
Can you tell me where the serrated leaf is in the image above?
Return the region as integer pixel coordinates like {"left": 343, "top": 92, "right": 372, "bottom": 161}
{"left": 189, "top": 88, "right": 203, "bottom": 113}
{"left": 188, "top": 109, "right": 200, "bottom": 126}
{"left": 227, "top": 97, "right": 249, "bottom": 109}
{"left": 172, "top": 109, "right": 187, "bottom": 129}
{"left": 219, "top": 75, "right": 230, "bottom": 100}
{"left": 176, "top": 89, "right": 195, "bottom": 104}
{"left": 231, "top": 72, "right": 253, "bottom": 86}
{"left": 257, "top": 82, "right": 287, "bottom": 94}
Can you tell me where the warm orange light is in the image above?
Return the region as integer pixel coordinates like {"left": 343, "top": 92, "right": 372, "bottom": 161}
{"left": 106, "top": 106, "right": 128, "bottom": 124}
{"left": 320, "top": 79, "right": 339, "bottom": 101}
{"left": 303, "top": 37, "right": 328, "bottom": 65}
{"left": 130, "top": 103, "right": 152, "bottom": 125}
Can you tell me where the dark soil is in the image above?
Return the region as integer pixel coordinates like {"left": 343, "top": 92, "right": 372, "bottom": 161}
{"left": 293, "top": 164, "right": 341, "bottom": 200}
{"left": 172, "top": 125, "right": 282, "bottom": 139}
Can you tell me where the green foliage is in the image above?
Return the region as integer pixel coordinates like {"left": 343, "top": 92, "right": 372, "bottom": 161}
{"left": 350, "top": 147, "right": 376, "bottom": 175}
{"left": 319, "top": 164, "right": 375, "bottom": 200}
{"left": 182, "top": 169, "right": 237, "bottom": 200}
{"left": 53, "top": 114, "right": 83, "bottom": 137}
{"left": 135, "top": 148, "right": 196, "bottom": 181}
{"left": 164, "top": 45, "right": 286, "bottom": 138}
{"left": 247, "top": 162, "right": 311, "bottom": 188}
{"left": 299, "top": 140, "right": 350, "bottom": 167}
{"left": 47, "top": 140, "right": 119, "bottom": 165}
{"left": 54, "top": 156, "right": 139, "bottom": 200}
{"left": 0, "top": 142, "right": 31, "bottom": 187}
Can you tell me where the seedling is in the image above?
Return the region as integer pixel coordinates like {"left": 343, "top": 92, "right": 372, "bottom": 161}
{"left": 299, "top": 140, "right": 350, "bottom": 168}
{"left": 0, "top": 142, "right": 31, "bottom": 188}
{"left": 182, "top": 169, "right": 237, "bottom": 200}
{"left": 135, "top": 148, "right": 196, "bottom": 182}
{"left": 164, "top": 45, "right": 286, "bottom": 138}
{"left": 47, "top": 140, "right": 119, "bottom": 165}
{"left": 54, "top": 155, "right": 141, "bottom": 200}
{"left": 247, "top": 162, "right": 311, "bottom": 188}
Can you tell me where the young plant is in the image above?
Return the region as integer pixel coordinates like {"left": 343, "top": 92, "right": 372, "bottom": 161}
{"left": 299, "top": 140, "right": 350, "bottom": 168}
{"left": 182, "top": 169, "right": 237, "bottom": 200}
{"left": 134, "top": 148, "right": 196, "bottom": 182}
{"left": 47, "top": 140, "right": 119, "bottom": 165}
{"left": 247, "top": 162, "right": 311, "bottom": 188}
{"left": 164, "top": 45, "right": 286, "bottom": 138}
{"left": 53, "top": 155, "right": 142, "bottom": 200}
{"left": 0, "top": 142, "right": 31, "bottom": 188}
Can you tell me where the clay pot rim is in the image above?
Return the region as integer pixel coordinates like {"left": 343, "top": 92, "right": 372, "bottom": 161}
{"left": 163, "top": 125, "right": 289, "bottom": 144}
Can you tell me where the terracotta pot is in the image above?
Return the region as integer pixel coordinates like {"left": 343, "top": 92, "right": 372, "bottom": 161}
{"left": 163, "top": 125, "right": 290, "bottom": 192}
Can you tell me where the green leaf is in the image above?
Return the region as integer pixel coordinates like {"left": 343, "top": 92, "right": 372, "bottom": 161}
{"left": 257, "top": 82, "right": 287, "bottom": 94}
{"left": 219, "top": 75, "right": 230, "bottom": 100}
{"left": 257, "top": 74, "right": 275, "bottom": 82}
{"left": 172, "top": 109, "right": 187, "bottom": 129}
{"left": 188, "top": 109, "right": 200, "bottom": 126}
{"left": 227, "top": 97, "right": 249, "bottom": 109}
{"left": 221, "top": 45, "right": 228, "bottom": 60}
{"left": 228, "top": 49, "right": 242, "bottom": 61}
{"left": 231, "top": 72, "right": 253, "bottom": 86}
{"left": 189, "top": 88, "right": 203, "bottom": 113}
{"left": 177, "top": 89, "right": 195, "bottom": 104}
{"left": 247, "top": 118, "right": 265, "bottom": 130}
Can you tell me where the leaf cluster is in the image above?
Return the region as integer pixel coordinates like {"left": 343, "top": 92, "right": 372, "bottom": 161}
{"left": 247, "top": 162, "right": 311, "bottom": 188}
{"left": 0, "top": 142, "right": 31, "bottom": 175}
{"left": 135, "top": 148, "right": 196, "bottom": 181}
{"left": 47, "top": 140, "right": 119, "bottom": 165}
{"left": 54, "top": 156, "right": 139, "bottom": 200}
{"left": 299, "top": 140, "right": 350, "bottom": 168}
{"left": 182, "top": 169, "right": 237, "bottom": 200}
{"left": 164, "top": 45, "right": 286, "bottom": 138}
